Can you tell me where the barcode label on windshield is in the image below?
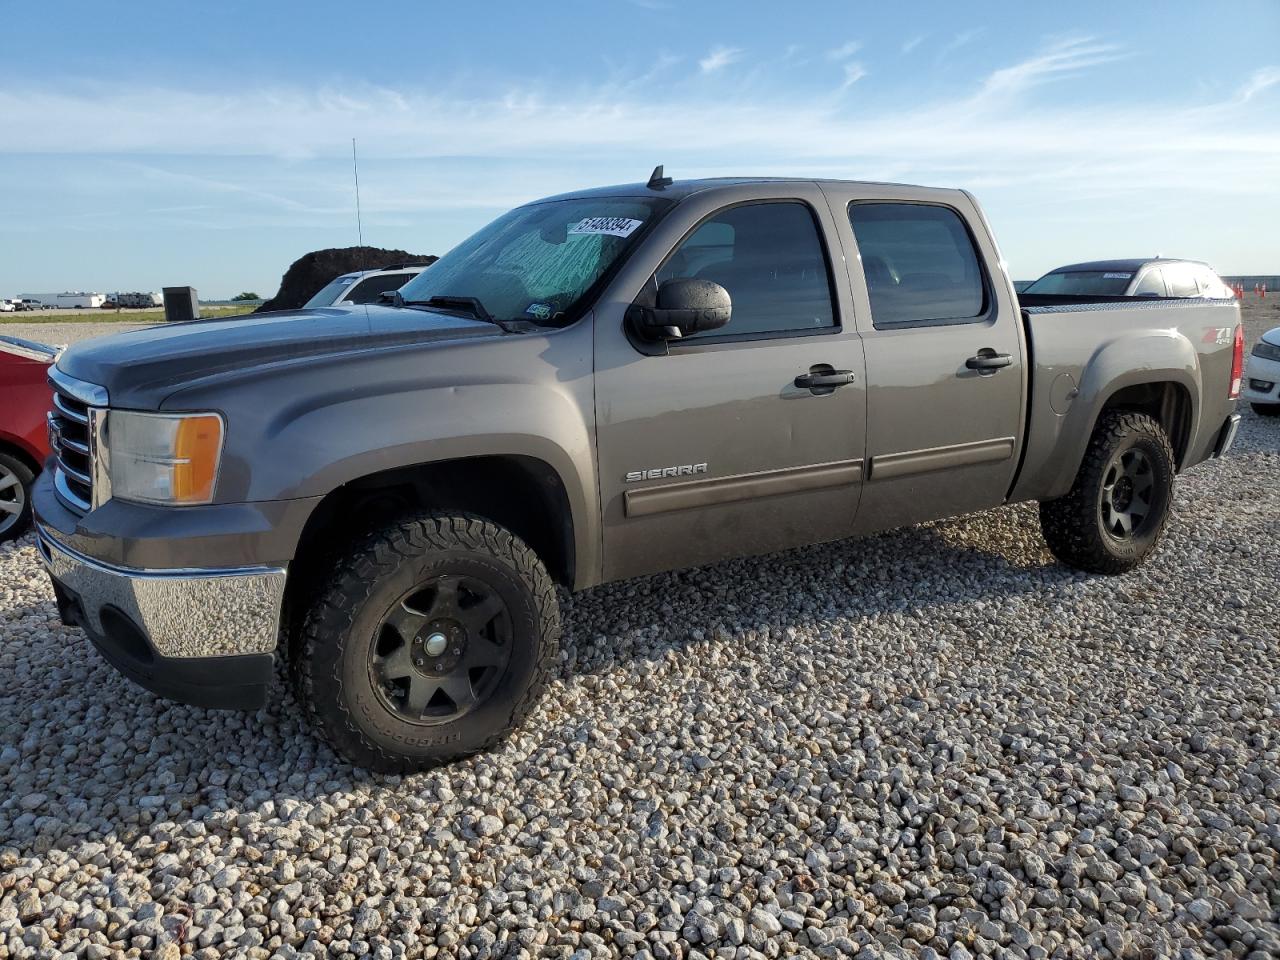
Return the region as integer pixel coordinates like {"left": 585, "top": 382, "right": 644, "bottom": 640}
{"left": 569, "top": 217, "right": 643, "bottom": 238}
{"left": 1102, "top": 272, "right": 1133, "bottom": 279}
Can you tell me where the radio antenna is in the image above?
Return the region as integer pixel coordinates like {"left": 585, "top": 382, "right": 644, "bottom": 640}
{"left": 352, "top": 137, "right": 366, "bottom": 265}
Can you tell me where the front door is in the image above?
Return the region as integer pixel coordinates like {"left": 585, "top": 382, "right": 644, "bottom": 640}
{"left": 594, "top": 187, "right": 867, "bottom": 583}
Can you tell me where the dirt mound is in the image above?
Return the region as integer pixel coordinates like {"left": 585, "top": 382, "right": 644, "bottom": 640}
{"left": 258, "top": 247, "right": 437, "bottom": 312}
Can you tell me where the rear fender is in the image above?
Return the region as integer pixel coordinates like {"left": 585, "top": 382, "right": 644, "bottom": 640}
{"left": 1012, "top": 328, "right": 1199, "bottom": 503}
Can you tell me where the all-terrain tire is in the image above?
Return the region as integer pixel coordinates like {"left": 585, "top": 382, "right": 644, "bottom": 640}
{"left": 0, "top": 452, "right": 35, "bottom": 543}
{"left": 295, "top": 512, "right": 560, "bottom": 772}
{"left": 1251, "top": 402, "right": 1280, "bottom": 417}
{"left": 1039, "top": 411, "right": 1175, "bottom": 575}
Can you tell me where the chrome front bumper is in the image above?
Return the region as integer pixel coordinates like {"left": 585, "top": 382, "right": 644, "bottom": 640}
{"left": 36, "top": 525, "right": 286, "bottom": 659}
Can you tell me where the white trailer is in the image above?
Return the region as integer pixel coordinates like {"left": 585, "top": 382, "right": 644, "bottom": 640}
{"left": 19, "top": 292, "right": 108, "bottom": 309}
{"left": 113, "top": 291, "right": 163, "bottom": 308}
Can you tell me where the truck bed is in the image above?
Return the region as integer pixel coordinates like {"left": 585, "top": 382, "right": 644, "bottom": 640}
{"left": 1010, "top": 296, "right": 1241, "bottom": 504}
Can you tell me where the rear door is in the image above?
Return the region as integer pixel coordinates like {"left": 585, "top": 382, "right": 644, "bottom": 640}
{"left": 820, "top": 186, "right": 1026, "bottom": 534}
{"left": 593, "top": 184, "right": 867, "bottom": 582}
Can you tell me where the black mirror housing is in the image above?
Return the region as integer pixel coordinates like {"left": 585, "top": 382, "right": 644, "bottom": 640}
{"left": 628, "top": 278, "right": 731, "bottom": 340}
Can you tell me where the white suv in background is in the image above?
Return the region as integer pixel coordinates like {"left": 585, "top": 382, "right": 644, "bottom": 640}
{"left": 304, "top": 263, "right": 431, "bottom": 309}
{"left": 1244, "top": 327, "right": 1280, "bottom": 417}
{"left": 1023, "top": 258, "right": 1236, "bottom": 299}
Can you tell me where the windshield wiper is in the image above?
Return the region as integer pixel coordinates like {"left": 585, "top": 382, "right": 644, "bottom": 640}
{"left": 401, "top": 295, "right": 518, "bottom": 333}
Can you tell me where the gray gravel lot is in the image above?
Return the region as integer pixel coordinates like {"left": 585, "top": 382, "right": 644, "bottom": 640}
{"left": 0, "top": 321, "right": 153, "bottom": 346}
{"left": 1, "top": 306, "right": 1278, "bottom": 959}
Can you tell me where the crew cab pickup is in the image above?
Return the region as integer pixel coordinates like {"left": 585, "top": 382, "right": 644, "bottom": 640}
{"left": 34, "top": 174, "right": 1244, "bottom": 771}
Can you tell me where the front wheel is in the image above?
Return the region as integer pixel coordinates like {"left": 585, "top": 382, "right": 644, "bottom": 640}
{"left": 1039, "top": 411, "right": 1175, "bottom": 575}
{"left": 0, "top": 453, "right": 34, "bottom": 543}
{"left": 296, "top": 513, "right": 560, "bottom": 772}
{"left": 1252, "top": 402, "right": 1280, "bottom": 417}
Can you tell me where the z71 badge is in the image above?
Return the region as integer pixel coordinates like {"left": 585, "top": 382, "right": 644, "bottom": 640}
{"left": 625, "top": 463, "right": 707, "bottom": 482}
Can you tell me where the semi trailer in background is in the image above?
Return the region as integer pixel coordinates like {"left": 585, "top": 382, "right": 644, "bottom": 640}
{"left": 18, "top": 292, "right": 107, "bottom": 309}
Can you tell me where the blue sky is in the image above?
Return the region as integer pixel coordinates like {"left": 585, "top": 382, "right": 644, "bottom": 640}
{"left": 1, "top": 0, "right": 1278, "bottom": 298}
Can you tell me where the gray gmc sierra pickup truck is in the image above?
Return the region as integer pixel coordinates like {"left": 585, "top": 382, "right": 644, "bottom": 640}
{"left": 34, "top": 172, "right": 1244, "bottom": 771}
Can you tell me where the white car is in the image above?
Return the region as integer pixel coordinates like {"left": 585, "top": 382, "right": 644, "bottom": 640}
{"left": 303, "top": 263, "right": 431, "bottom": 309}
{"left": 1023, "top": 258, "right": 1236, "bottom": 299}
{"left": 1243, "top": 327, "right": 1280, "bottom": 416}
{"left": 0, "top": 300, "right": 15, "bottom": 313}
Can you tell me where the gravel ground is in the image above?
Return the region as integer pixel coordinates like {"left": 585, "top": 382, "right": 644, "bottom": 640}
{"left": 1, "top": 304, "right": 1278, "bottom": 959}
{"left": 0, "top": 322, "right": 152, "bottom": 347}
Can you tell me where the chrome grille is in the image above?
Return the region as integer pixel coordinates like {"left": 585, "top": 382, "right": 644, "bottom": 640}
{"left": 47, "top": 370, "right": 108, "bottom": 513}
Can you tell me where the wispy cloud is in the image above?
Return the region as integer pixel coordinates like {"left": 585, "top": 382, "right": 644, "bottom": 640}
{"left": 698, "top": 46, "right": 742, "bottom": 74}
{"left": 902, "top": 36, "right": 924, "bottom": 54}
{"left": 971, "top": 36, "right": 1126, "bottom": 103}
{"left": 0, "top": 39, "right": 1275, "bottom": 248}
{"left": 840, "top": 63, "right": 868, "bottom": 90}
{"left": 943, "top": 28, "right": 984, "bottom": 54}
{"left": 826, "top": 41, "right": 862, "bottom": 61}
{"left": 1237, "top": 65, "right": 1280, "bottom": 102}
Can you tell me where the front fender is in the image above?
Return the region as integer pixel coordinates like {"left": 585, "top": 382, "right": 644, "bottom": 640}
{"left": 164, "top": 323, "right": 601, "bottom": 587}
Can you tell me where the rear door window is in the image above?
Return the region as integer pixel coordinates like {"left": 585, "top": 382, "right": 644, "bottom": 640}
{"left": 1163, "top": 264, "right": 1199, "bottom": 298}
{"left": 1131, "top": 269, "right": 1166, "bottom": 296}
{"left": 847, "top": 202, "right": 986, "bottom": 327}
{"left": 1190, "top": 265, "right": 1228, "bottom": 298}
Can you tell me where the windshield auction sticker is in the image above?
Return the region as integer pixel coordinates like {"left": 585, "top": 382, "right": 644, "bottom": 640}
{"left": 1102, "top": 273, "right": 1133, "bottom": 279}
{"left": 569, "top": 217, "right": 643, "bottom": 238}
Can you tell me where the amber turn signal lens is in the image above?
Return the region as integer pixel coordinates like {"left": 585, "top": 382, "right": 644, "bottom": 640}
{"left": 172, "top": 414, "right": 224, "bottom": 503}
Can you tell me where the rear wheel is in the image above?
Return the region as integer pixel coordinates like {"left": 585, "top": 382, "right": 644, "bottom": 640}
{"left": 1251, "top": 402, "right": 1280, "bottom": 417}
{"left": 1039, "top": 411, "right": 1175, "bottom": 574}
{"left": 0, "top": 453, "right": 34, "bottom": 543}
{"left": 295, "top": 512, "right": 559, "bottom": 772}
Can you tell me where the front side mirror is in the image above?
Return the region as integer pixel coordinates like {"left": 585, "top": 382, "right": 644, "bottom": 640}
{"left": 628, "top": 278, "right": 731, "bottom": 340}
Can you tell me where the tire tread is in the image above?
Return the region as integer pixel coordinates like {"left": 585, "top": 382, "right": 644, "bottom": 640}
{"left": 294, "top": 511, "right": 559, "bottom": 772}
{"left": 1039, "top": 411, "right": 1175, "bottom": 575}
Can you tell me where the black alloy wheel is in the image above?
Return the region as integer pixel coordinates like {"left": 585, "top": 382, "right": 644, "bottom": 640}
{"left": 296, "top": 512, "right": 560, "bottom": 772}
{"left": 1039, "top": 410, "right": 1175, "bottom": 574}
{"left": 1099, "top": 448, "right": 1156, "bottom": 541}
{"left": 369, "top": 574, "right": 513, "bottom": 724}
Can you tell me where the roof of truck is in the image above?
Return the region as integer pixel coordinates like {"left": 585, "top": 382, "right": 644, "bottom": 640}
{"left": 538, "top": 176, "right": 950, "bottom": 203}
{"left": 1046, "top": 258, "right": 1208, "bottom": 273}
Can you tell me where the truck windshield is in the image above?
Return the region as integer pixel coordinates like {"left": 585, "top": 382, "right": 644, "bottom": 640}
{"left": 304, "top": 275, "right": 359, "bottom": 309}
{"left": 397, "top": 197, "right": 670, "bottom": 326}
{"left": 1024, "top": 270, "right": 1134, "bottom": 295}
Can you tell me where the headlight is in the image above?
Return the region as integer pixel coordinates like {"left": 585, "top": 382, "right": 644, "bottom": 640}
{"left": 106, "top": 411, "right": 224, "bottom": 505}
{"left": 1251, "top": 340, "right": 1280, "bottom": 362}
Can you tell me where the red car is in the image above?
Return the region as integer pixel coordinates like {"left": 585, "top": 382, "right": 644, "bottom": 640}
{"left": 0, "top": 335, "right": 56, "bottom": 541}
